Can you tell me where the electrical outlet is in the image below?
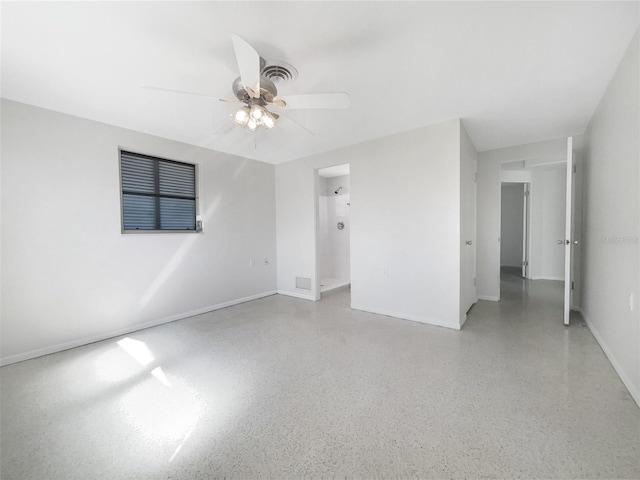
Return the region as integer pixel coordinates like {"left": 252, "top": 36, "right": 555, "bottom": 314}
{"left": 381, "top": 266, "right": 388, "bottom": 276}
{"left": 264, "top": 259, "right": 269, "bottom": 266}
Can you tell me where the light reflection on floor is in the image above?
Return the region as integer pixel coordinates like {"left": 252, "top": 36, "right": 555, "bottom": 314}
{"left": 92, "top": 336, "right": 231, "bottom": 462}
{"left": 119, "top": 373, "right": 206, "bottom": 445}
{"left": 117, "top": 337, "right": 155, "bottom": 366}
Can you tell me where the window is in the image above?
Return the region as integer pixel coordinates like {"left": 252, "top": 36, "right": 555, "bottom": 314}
{"left": 120, "top": 150, "right": 198, "bottom": 232}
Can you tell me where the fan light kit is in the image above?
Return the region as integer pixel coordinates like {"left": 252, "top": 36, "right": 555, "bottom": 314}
{"left": 232, "top": 104, "right": 279, "bottom": 132}
{"left": 143, "top": 34, "right": 350, "bottom": 135}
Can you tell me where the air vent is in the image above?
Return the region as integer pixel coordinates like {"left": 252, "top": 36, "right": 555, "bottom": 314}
{"left": 295, "top": 277, "right": 312, "bottom": 290}
{"left": 262, "top": 61, "right": 298, "bottom": 83}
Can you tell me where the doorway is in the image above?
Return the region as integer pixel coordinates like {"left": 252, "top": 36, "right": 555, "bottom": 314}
{"left": 496, "top": 137, "right": 579, "bottom": 325}
{"left": 500, "top": 182, "right": 530, "bottom": 279}
{"left": 317, "top": 164, "right": 351, "bottom": 296}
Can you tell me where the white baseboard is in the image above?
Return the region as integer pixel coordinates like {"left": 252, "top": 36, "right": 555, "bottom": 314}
{"left": 580, "top": 309, "right": 640, "bottom": 408}
{"left": 478, "top": 295, "right": 500, "bottom": 302}
{"left": 350, "top": 304, "right": 460, "bottom": 330}
{"left": 276, "top": 290, "right": 316, "bottom": 301}
{"left": 0, "top": 290, "right": 277, "bottom": 367}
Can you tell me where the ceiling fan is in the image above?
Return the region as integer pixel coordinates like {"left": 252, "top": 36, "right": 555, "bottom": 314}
{"left": 144, "top": 34, "right": 350, "bottom": 134}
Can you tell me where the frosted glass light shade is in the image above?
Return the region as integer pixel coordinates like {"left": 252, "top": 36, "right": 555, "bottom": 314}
{"left": 232, "top": 107, "right": 250, "bottom": 126}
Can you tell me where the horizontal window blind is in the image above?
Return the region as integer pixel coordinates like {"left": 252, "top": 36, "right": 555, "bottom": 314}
{"left": 120, "top": 151, "right": 196, "bottom": 231}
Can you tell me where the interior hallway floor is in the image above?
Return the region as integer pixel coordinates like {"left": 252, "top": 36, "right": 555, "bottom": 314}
{"left": 320, "top": 277, "right": 350, "bottom": 293}
{"left": 1, "top": 274, "right": 639, "bottom": 479}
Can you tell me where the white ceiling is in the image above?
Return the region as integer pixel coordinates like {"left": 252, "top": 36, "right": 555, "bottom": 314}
{"left": 2, "top": 2, "right": 638, "bottom": 164}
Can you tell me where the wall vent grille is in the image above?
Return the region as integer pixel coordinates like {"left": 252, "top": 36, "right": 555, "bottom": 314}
{"left": 295, "top": 277, "right": 312, "bottom": 290}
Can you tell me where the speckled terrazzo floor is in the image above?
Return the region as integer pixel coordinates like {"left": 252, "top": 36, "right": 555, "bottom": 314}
{"left": 1, "top": 273, "right": 639, "bottom": 479}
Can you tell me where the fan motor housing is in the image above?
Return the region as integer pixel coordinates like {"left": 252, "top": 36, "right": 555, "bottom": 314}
{"left": 232, "top": 76, "right": 277, "bottom": 104}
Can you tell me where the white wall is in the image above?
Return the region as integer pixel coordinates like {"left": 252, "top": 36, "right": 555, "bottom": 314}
{"left": 476, "top": 152, "right": 501, "bottom": 301}
{"left": 1, "top": 99, "right": 277, "bottom": 365}
{"left": 501, "top": 170, "right": 532, "bottom": 183}
{"left": 477, "top": 138, "right": 569, "bottom": 300}
{"left": 581, "top": 30, "right": 639, "bottom": 405}
{"left": 276, "top": 119, "right": 464, "bottom": 328}
{"left": 500, "top": 184, "right": 524, "bottom": 268}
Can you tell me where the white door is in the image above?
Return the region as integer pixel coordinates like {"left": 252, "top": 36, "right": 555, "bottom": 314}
{"left": 563, "top": 137, "right": 574, "bottom": 325}
{"left": 461, "top": 150, "right": 477, "bottom": 314}
{"left": 521, "top": 183, "right": 530, "bottom": 278}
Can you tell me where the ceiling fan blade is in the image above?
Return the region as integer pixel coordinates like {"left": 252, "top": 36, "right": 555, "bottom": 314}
{"left": 231, "top": 34, "right": 261, "bottom": 99}
{"left": 212, "top": 118, "right": 235, "bottom": 135}
{"left": 278, "top": 112, "right": 315, "bottom": 137}
{"left": 142, "top": 85, "right": 238, "bottom": 103}
{"left": 274, "top": 92, "right": 350, "bottom": 110}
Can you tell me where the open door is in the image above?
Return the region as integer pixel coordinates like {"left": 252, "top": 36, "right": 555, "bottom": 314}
{"left": 461, "top": 150, "right": 477, "bottom": 316}
{"left": 563, "top": 137, "right": 574, "bottom": 325}
{"left": 521, "top": 183, "right": 530, "bottom": 278}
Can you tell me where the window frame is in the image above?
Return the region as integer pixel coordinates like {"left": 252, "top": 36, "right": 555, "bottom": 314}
{"left": 118, "top": 147, "right": 200, "bottom": 234}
